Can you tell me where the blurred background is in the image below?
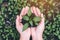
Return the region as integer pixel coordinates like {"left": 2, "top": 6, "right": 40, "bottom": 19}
{"left": 0, "top": 0, "right": 60, "bottom": 40}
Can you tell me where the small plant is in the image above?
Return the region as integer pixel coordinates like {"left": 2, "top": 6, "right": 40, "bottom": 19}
{"left": 22, "top": 8, "right": 40, "bottom": 31}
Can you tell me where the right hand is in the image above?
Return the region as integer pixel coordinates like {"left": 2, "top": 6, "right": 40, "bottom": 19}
{"left": 31, "top": 6, "right": 45, "bottom": 40}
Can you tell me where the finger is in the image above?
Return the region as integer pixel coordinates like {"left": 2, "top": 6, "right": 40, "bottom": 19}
{"left": 32, "top": 6, "right": 38, "bottom": 16}
{"left": 16, "top": 15, "right": 20, "bottom": 27}
{"left": 20, "top": 8, "right": 25, "bottom": 16}
{"left": 35, "top": 7, "right": 41, "bottom": 16}
{"left": 37, "top": 14, "right": 45, "bottom": 28}
{"left": 20, "top": 6, "right": 29, "bottom": 16}
{"left": 16, "top": 15, "right": 23, "bottom": 33}
{"left": 19, "top": 15, "right": 22, "bottom": 22}
{"left": 31, "top": 7, "right": 34, "bottom": 13}
{"left": 39, "top": 14, "right": 45, "bottom": 25}
{"left": 19, "top": 23, "right": 23, "bottom": 33}
{"left": 24, "top": 6, "right": 29, "bottom": 15}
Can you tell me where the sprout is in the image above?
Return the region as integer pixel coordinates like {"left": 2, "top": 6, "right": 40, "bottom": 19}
{"left": 22, "top": 8, "right": 40, "bottom": 31}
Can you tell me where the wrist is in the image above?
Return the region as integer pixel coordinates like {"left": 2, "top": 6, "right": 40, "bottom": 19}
{"left": 37, "top": 36, "right": 43, "bottom": 40}
{"left": 20, "top": 36, "right": 30, "bottom": 40}
{"left": 20, "top": 37, "right": 29, "bottom": 40}
{"left": 32, "top": 35, "right": 43, "bottom": 40}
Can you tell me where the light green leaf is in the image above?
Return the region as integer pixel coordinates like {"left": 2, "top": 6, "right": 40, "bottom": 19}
{"left": 35, "top": 22, "right": 38, "bottom": 25}
{"left": 29, "top": 20, "right": 33, "bottom": 26}
{"left": 0, "top": 0, "right": 3, "bottom": 4}
{"left": 23, "top": 16, "right": 29, "bottom": 21}
{"left": 23, "top": 23, "right": 29, "bottom": 31}
{"left": 58, "top": 35, "right": 60, "bottom": 39}
{"left": 33, "top": 17, "right": 40, "bottom": 22}
{"left": 27, "top": 9, "right": 32, "bottom": 17}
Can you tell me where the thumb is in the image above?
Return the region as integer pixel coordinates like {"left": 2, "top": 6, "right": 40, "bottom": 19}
{"left": 16, "top": 15, "right": 23, "bottom": 33}
{"left": 37, "top": 14, "right": 45, "bottom": 31}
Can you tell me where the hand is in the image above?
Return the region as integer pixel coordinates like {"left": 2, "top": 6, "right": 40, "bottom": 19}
{"left": 16, "top": 6, "right": 30, "bottom": 40}
{"left": 31, "top": 6, "right": 45, "bottom": 40}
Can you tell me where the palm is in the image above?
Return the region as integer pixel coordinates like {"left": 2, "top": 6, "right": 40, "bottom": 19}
{"left": 31, "top": 6, "right": 45, "bottom": 40}
{"left": 16, "top": 6, "right": 45, "bottom": 40}
{"left": 16, "top": 6, "right": 30, "bottom": 40}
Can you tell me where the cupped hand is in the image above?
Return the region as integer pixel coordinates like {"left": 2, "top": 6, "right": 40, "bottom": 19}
{"left": 16, "top": 6, "right": 30, "bottom": 40}
{"left": 31, "top": 6, "right": 45, "bottom": 40}
{"left": 16, "top": 6, "right": 45, "bottom": 40}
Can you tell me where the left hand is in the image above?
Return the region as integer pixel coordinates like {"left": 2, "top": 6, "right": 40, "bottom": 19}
{"left": 16, "top": 6, "right": 30, "bottom": 40}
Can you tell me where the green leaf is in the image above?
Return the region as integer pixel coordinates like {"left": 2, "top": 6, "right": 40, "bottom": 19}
{"left": 27, "top": 9, "right": 32, "bottom": 17}
{"left": 35, "top": 22, "right": 38, "bottom": 25}
{"left": 23, "top": 23, "right": 29, "bottom": 31}
{"left": 56, "top": 31, "right": 59, "bottom": 35}
{"left": 0, "top": 0, "right": 3, "bottom": 4}
{"left": 23, "top": 16, "right": 29, "bottom": 21}
{"left": 33, "top": 17, "right": 40, "bottom": 22}
{"left": 58, "top": 35, "right": 60, "bottom": 39}
{"left": 29, "top": 20, "right": 33, "bottom": 26}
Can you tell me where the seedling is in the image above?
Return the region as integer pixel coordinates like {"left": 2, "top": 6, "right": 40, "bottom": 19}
{"left": 22, "top": 8, "right": 41, "bottom": 31}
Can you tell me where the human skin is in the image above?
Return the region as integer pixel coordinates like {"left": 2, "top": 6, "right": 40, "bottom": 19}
{"left": 16, "top": 6, "right": 31, "bottom": 40}
{"left": 16, "top": 6, "right": 45, "bottom": 40}
{"left": 31, "top": 6, "right": 45, "bottom": 40}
